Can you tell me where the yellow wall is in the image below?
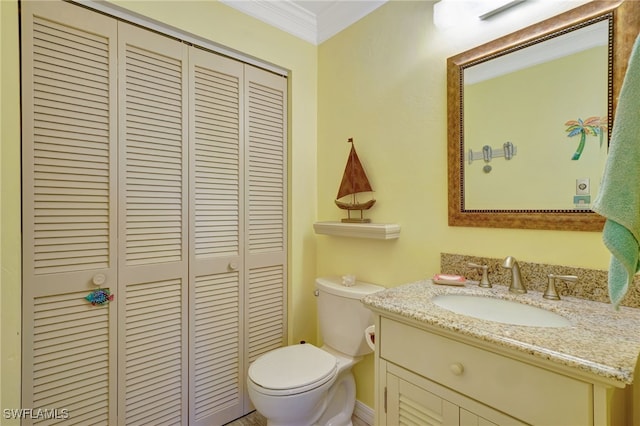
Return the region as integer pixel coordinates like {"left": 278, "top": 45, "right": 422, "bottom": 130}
{"left": 1, "top": 0, "right": 22, "bottom": 418}
{"left": 317, "top": 0, "right": 607, "bottom": 407}
{"left": 0, "top": 0, "right": 318, "bottom": 414}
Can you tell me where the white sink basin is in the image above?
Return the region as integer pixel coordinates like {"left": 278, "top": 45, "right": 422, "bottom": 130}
{"left": 432, "top": 294, "right": 571, "bottom": 327}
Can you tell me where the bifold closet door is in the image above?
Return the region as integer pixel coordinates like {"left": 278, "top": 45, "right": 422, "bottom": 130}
{"left": 117, "top": 23, "right": 189, "bottom": 425}
{"left": 188, "top": 48, "right": 245, "bottom": 426}
{"left": 21, "top": 2, "right": 118, "bottom": 424}
{"left": 244, "top": 65, "right": 288, "bottom": 397}
{"left": 23, "top": 3, "right": 287, "bottom": 425}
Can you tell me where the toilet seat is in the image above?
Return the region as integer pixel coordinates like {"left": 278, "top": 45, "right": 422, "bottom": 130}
{"left": 248, "top": 344, "right": 338, "bottom": 396}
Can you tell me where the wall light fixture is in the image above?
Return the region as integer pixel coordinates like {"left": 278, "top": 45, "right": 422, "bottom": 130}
{"left": 433, "top": 0, "right": 527, "bottom": 29}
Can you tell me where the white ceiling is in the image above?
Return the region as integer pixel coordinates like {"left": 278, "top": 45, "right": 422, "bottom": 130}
{"left": 219, "top": 0, "right": 388, "bottom": 45}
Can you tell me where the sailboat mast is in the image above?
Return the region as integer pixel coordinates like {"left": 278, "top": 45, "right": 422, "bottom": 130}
{"left": 348, "top": 138, "right": 357, "bottom": 205}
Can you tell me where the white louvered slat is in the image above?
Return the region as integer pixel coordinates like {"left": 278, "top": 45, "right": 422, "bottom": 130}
{"left": 32, "top": 292, "right": 110, "bottom": 425}
{"left": 399, "top": 392, "right": 443, "bottom": 426}
{"left": 124, "top": 278, "right": 184, "bottom": 426}
{"left": 246, "top": 78, "right": 286, "bottom": 254}
{"left": 193, "top": 63, "right": 241, "bottom": 258}
{"left": 31, "top": 14, "right": 111, "bottom": 276}
{"left": 193, "top": 273, "right": 241, "bottom": 420}
{"left": 123, "top": 41, "right": 184, "bottom": 266}
{"left": 247, "top": 265, "right": 285, "bottom": 362}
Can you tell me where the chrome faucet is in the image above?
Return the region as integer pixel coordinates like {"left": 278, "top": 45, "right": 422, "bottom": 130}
{"left": 502, "top": 256, "right": 527, "bottom": 294}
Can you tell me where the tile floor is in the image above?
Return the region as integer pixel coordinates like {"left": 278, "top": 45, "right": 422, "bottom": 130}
{"left": 225, "top": 410, "right": 369, "bottom": 426}
{"left": 225, "top": 410, "right": 266, "bottom": 426}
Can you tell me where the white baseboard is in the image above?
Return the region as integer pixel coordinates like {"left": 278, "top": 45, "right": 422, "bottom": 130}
{"left": 353, "top": 400, "right": 374, "bottom": 425}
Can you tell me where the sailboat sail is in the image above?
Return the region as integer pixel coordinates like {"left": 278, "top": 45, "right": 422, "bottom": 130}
{"left": 336, "top": 143, "right": 373, "bottom": 199}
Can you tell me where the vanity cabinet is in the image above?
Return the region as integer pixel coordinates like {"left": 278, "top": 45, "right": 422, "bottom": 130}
{"left": 375, "top": 316, "right": 628, "bottom": 426}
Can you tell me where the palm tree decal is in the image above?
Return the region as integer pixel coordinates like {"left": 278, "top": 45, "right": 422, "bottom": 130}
{"left": 564, "top": 116, "right": 607, "bottom": 160}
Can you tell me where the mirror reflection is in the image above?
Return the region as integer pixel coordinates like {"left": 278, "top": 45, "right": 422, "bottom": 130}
{"left": 463, "top": 19, "right": 610, "bottom": 211}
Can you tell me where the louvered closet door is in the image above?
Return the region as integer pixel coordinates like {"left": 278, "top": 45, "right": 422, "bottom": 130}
{"left": 21, "top": 2, "right": 118, "bottom": 425}
{"left": 117, "top": 23, "right": 189, "bottom": 426}
{"left": 244, "top": 65, "right": 288, "bottom": 397}
{"left": 188, "top": 48, "right": 245, "bottom": 426}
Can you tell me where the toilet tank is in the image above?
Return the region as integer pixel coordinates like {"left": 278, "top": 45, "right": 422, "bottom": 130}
{"left": 316, "top": 277, "right": 384, "bottom": 357}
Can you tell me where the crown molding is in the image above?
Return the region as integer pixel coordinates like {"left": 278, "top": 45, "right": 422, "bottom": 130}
{"left": 315, "top": 1, "right": 386, "bottom": 44}
{"left": 221, "top": 0, "right": 317, "bottom": 43}
{"left": 220, "top": 0, "right": 387, "bottom": 45}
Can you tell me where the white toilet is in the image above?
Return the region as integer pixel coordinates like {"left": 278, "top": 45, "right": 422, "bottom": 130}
{"left": 247, "top": 276, "right": 383, "bottom": 426}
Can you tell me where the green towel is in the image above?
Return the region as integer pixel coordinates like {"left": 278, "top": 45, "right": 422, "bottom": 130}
{"left": 592, "top": 34, "right": 640, "bottom": 309}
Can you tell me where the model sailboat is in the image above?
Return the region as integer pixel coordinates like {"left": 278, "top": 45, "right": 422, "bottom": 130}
{"left": 335, "top": 138, "right": 376, "bottom": 223}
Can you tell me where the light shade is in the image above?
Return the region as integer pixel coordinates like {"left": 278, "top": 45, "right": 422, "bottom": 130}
{"left": 477, "top": 0, "right": 526, "bottom": 20}
{"left": 433, "top": 0, "right": 527, "bottom": 29}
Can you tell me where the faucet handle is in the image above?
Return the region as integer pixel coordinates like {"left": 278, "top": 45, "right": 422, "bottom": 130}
{"left": 467, "top": 262, "right": 491, "bottom": 288}
{"left": 544, "top": 274, "right": 577, "bottom": 300}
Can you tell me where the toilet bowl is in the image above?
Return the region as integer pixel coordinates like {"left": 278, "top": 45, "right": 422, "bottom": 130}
{"left": 247, "top": 277, "right": 384, "bottom": 426}
{"left": 247, "top": 343, "right": 343, "bottom": 426}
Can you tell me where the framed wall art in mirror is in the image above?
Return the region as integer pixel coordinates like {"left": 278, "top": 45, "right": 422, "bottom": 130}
{"left": 447, "top": 0, "right": 640, "bottom": 231}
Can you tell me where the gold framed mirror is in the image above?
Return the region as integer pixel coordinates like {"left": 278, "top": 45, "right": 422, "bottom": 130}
{"left": 447, "top": 1, "right": 640, "bottom": 231}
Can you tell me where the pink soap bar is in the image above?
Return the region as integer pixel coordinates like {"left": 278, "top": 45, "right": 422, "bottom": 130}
{"left": 432, "top": 274, "right": 466, "bottom": 286}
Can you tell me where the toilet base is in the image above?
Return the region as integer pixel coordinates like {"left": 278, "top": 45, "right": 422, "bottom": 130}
{"left": 249, "top": 376, "right": 333, "bottom": 426}
{"left": 261, "top": 370, "right": 356, "bottom": 426}
{"left": 315, "top": 369, "right": 356, "bottom": 426}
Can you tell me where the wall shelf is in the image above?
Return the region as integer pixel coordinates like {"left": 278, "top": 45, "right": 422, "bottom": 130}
{"left": 313, "top": 221, "right": 401, "bottom": 239}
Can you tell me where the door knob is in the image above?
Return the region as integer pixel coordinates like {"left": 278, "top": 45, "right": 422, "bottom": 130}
{"left": 92, "top": 273, "right": 106, "bottom": 286}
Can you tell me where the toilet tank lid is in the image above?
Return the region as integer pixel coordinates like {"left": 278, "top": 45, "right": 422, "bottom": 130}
{"left": 315, "top": 276, "right": 385, "bottom": 299}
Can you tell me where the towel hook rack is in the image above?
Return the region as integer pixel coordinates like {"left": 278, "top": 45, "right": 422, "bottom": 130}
{"left": 468, "top": 141, "right": 517, "bottom": 165}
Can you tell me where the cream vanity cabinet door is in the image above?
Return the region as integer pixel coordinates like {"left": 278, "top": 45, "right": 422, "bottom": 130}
{"left": 385, "top": 362, "right": 459, "bottom": 425}
{"left": 378, "top": 317, "right": 594, "bottom": 426}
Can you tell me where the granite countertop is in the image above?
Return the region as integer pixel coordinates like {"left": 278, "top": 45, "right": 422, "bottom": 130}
{"left": 362, "top": 279, "right": 640, "bottom": 386}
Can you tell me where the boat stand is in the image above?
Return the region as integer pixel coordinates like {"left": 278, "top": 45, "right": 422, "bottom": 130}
{"left": 342, "top": 209, "right": 371, "bottom": 223}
